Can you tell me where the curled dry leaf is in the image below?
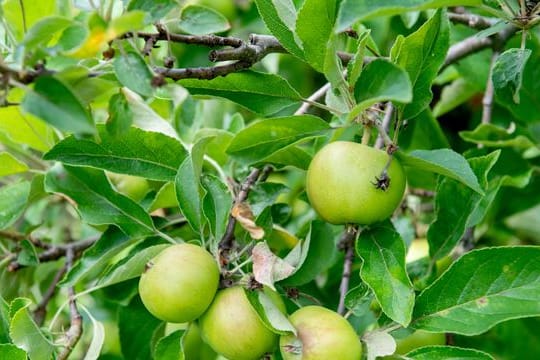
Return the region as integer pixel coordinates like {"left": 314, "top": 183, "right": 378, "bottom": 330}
{"left": 231, "top": 202, "right": 265, "bottom": 239}
{"left": 252, "top": 242, "right": 295, "bottom": 290}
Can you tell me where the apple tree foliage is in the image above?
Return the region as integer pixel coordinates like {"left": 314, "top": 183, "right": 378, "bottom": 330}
{"left": 0, "top": 0, "right": 540, "bottom": 359}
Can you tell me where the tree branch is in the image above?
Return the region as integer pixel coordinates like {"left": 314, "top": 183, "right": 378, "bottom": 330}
{"left": 33, "top": 264, "right": 68, "bottom": 326}
{"left": 481, "top": 50, "right": 500, "bottom": 125}
{"left": 337, "top": 225, "right": 359, "bottom": 315}
{"left": 448, "top": 12, "right": 496, "bottom": 30}
{"left": 7, "top": 237, "right": 97, "bottom": 272}
{"left": 57, "top": 248, "right": 83, "bottom": 360}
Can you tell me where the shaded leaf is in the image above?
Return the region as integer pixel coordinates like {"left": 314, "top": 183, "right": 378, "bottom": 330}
{"left": 44, "top": 164, "right": 156, "bottom": 237}
{"left": 0, "top": 181, "right": 30, "bottom": 230}
{"left": 492, "top": 48, "right": 531, "bottom": 104}
{"left": 114, "top": 52, "right": 154, "bottom": 97}
{"left": 21, "top": 76, "right": 95, "bottom": 135}
{"left": 201, "top": 174, "right": 232, "bottom": 241}
{"left": 154, "top": 329, "right": 186, "bottom": 360}
{"left": 280, "top": 220, "right": 337, "bottom": 286}
{"left": 179, "top": 5, "right": 230, "bottom": 35}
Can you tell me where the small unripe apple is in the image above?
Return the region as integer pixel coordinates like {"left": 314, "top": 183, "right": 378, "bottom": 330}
{"left": 199, "top": 286, "right": 285, "bottom": 360}
{"left": 395, "top": 330, "right": 446, "bottom": 354}
{"left": 280, "top": 306, "right": 362, "bottom": 360}
{"left": 108, "top": 172, "right": 150, "bottom": 202}
{"left": 138, "top": 243, "right": 219, "bottom": 323}
{"left": 306, "top": 141, "right": 406, "bottom": 225}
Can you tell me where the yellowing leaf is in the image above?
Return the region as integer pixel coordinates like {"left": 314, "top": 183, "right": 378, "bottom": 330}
{"left": 252, "top": 242, "right": 295, "bottom": 290}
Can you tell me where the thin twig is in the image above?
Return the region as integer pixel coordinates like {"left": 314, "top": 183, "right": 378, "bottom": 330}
{"left": 7, "top": 237, "right": 97, "bottom": 272}
{"left": 33, "top": 265, "right": 68, "bottom": 326}
{"left": 481, "top": 50, "right": 500, "bottom": 125}
{"left": 219, "top": 168, "right": 264, "bottom": 265}
{"left": 337, "top": 225, "right": 359, "bottom": 315}
{"left": 374, "top": 102, "right": 394, "bottom": 150}
{"left": 294, "top": 82, "right": 331, "bottom": 115}
{"left": 57, "top": 248, "right": 83, "bottom": 360}
{"left": 443, "top": 24, "right": 518, "bottom": 69}
{"left": 448, "top": 12, "right": 496, "bottom": 30}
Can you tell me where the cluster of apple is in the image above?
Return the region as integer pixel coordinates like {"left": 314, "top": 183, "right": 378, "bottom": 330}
{"left": 138, "top": 141, "right": 443, "bottom": 359}
{"left": 138, "top": 243, "right": 362, "bottom": 359}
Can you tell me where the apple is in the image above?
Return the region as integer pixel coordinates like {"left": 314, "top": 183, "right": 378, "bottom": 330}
{"left": 280, "top": 306, "right": 362, "bottom": 360}
{"left": 183, "top": 322, "right": 217, "bottom": 360}
{"left": 394, "top": 330, "right": 446, "bottom": 354}
{"left": 306, "top": 141, "right": 406, "bottom": 225}
{"left": 138, "top": 243, "right": 219, "bottom": 323}
{"left": 199, "top": 286, "right": 285, "bottom": 360}
{"left": 107, "top": 172, "right": 150, "bottom": 202}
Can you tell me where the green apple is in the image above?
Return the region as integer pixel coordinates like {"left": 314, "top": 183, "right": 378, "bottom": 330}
{"left": 139, "top": 243, "right": 219, "bottom": 323}
{"left": 306, "top": 141, "right": 406, "bottom": 225}
{"left": 280, "top": 306, "right": 362, "bottom": 360}
{"left": 108, "top": 172, "right": 150, "bottom": 202}
{"left": 183, "top": 322, "right": 217, "bottom": 360}
{"left": 395, "top": 330, "right": 446, "bottom": 354}
{"left": 199, "top": 286, "right": 285, "bottom": 360}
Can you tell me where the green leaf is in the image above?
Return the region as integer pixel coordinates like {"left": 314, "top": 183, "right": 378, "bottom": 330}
{"left": 127, "top": 0, "right": 177, "bottom": 22}
{"left": 2, "top": 0, "right": 55, "bottom": 41}
{"left": 175, "top": 137, "right": 214, "bottom": 233}
{"left": 154, "top": 329, "right": 186, "bottom": 360}
{"left": 80, "top": 305, "right": 106, "bottom": 360}
{"left": 433, "top": 78, "right": 480, "bottom": 117}
{"left": 0, "top": 344, "right": 28, "bottom": 360}
{"left": 262, "top": 145, "right": 313, "bottom": 170}
{"left": 97, "top": 243, "right": 169, "bottom": 288}
{"left": 296, "top": 0, "right": 337, "bottom": 72}
{"left": 244, "top": 288, "right": 296, "bottom": 335}
{"left": 44, "top": 125, "right": 187, "bottom": 181}
{"left": 356, "top": 221, "right": 415, "bottom": 327}
{"left": 0, "top": 100, "right": 54, "bottom": 152}
{"left": 201, "top": 174, "right": 232, "bottom": 241}
{"left": 0, "top": 152, "right": 28, "bottom": 177}
{"left": 179, "top": 5, "right": 230, "bottom": 35}
{"left": 61, "top": 227, "right": 142, "bottom": 287}
{"left": 22, "top": 16, "right": 73, "bottom": 49}
{"left": 492, "top": 48, "right": 531, "bottom": 104}
{"left": 337, "top": 0, "right": 481, "bottom": 30}
{"left": 119, "top": 295, "right": 164, "bottom": 360}
{"left": 122, "top": 88, "right": 179, "bottom": 139}
{"left": 427, "top": 151, "right": 499, "bottom": 260}
{"left": 413, "top": 246, "right": 540, "bottom": 335}
{"left": 350, "top": 59, "right": 413, "bottom": 119}
{"left": 114, "top": 52, "right": 154, "bottom": 97}
{"left": 21, "top": 76, "right": 95, "bottom": 135}
{"left": 460, "top": 123, "right": 535, "bottom": 149}
{"left": 407, "top": 346, "right": 494, "bottom": 359}
{"left": 16, "top": 240, "right": 38, "bottom": 267}
{"left": 106, "top": 92, "right": 134, "bottom": 137}
{"left": 9, "top": 298, "right": 54, "bottom": 360}
{"left": 179, "top": 71, "right": 302, "bottom": 116}
{"left": 227, "top": 115, "right": 330, "bottom": 165}
{"left": 0, "top": 296, "right": 9, "bottom": 343}
{"left": 109, "top": 10, "right": 147, "bottom": 35}
{"left": 399, "top": 109, "right": 449, "bottom": 152}
{"left": 253, "top": 0, "right": 304, "bottom": 59}
{"left": 280, "top": 220, "right": 338, "bottom": 286}
{"left": 44, "top": 164, "right": 156, "bottom": 237}
{"left": 390, "top": 9, "right": 450, "bottom": 119}
{"left": 398, "top": 149, "right": 483, "bottom": 194}
{"left": 0, "top": 181, "right": 30, "bottom": 230}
